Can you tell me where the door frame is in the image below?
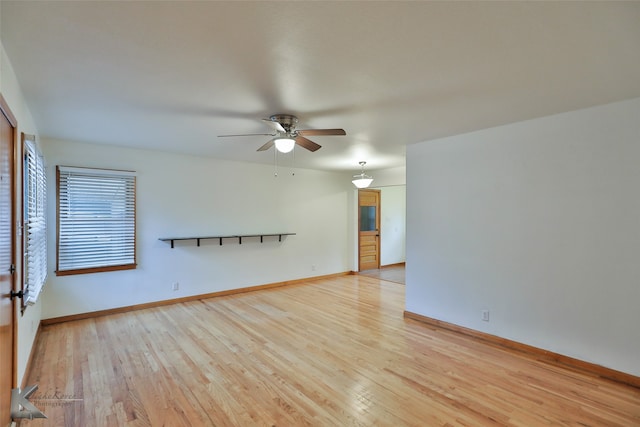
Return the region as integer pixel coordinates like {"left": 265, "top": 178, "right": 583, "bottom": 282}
{"left": 0, "top": 93, "right": 17, "bottom": 425}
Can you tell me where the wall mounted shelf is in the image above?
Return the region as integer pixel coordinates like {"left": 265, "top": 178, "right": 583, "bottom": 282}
{"left": 159, "top": 233, "right": 295, "bottom": 248}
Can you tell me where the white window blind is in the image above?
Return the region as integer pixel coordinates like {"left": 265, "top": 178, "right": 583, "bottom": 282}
{"left": 24, "top": 135, "right": 47, "bottom": 305}
{"left": 57, "top": 166, "right": 136, "bottom": 275}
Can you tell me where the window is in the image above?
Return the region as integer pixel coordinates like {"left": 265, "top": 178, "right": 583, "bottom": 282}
{"left": 23, "top": 134, "right": 47, "bottom": 306}
{"left": 56, "top": 166, "right": 136, "bottom": 275}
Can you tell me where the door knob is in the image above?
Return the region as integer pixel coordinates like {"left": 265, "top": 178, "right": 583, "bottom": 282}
{"left": 10, "top": 289, "right": 23, "bottom": 300}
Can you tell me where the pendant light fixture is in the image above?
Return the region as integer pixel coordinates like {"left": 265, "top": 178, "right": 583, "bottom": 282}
{"left": 352, "top": 161, "right": 374, "bottom": 188}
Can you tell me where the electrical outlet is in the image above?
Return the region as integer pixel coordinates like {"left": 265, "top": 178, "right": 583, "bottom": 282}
{"left": 311, "top": 265, "right": 316, "bottom": 271}
{"left": 172, "top": 282, "right": 179, "bottom": 291}
{"left": 482, "top": 310, "right": 490, "bottom": 322}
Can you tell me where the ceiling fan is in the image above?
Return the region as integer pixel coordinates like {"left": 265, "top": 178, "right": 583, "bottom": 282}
{"left": 218, "top": 114, "right": 346, "bottom": 153}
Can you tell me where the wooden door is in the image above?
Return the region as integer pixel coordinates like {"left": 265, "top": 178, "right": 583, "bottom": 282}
{"left": 0, "top": 96, "right": 16, "bottom": 425}
{"left": 358, "top": 189, "right": 380, "bottom": 271}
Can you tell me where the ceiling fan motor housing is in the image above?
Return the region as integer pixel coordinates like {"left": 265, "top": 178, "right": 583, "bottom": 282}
{"left": 270, "top": 114, "right": 298, "bottom": 135}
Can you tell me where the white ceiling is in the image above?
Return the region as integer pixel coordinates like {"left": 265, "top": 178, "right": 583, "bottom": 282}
{"left": 2, "top": 1, "right": 639, "bottom": 172}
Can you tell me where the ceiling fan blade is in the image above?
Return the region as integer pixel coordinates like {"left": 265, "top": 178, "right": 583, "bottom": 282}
{"left": 295, "top": 136, "right": 322, "bottom": 152}
{"left": 257, "top": 139, "right": 275, "bottom": 152}
{"left": 261, "top": 119, "right": 286, "bottom": 133}
{"left": 296, "top": 128, "right": 346, "bottom": 136}
{"left": 218, "top": 133, "right": 275, "bottom": 137}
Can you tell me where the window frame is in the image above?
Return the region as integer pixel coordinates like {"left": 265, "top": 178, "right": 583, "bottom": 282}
{"left": 56, "top": 165, "right": 137, "bottom": 276}
{"left": 22, "top": 133, "right": 48, "bottom": 308}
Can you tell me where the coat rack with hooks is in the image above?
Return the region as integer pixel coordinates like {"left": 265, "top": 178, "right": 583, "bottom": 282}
{"left": 159, "top": 233, "right": 295, "bottom": 248}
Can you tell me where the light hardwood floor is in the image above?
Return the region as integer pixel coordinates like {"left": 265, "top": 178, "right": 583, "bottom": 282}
{"left": 358, "top": 265, "right": 405, "bottom": 284}
{"left": 21, "top": 276, "right": 640, "bottom": 426}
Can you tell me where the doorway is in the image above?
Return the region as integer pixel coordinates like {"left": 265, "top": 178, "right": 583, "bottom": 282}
{"left": 0, "top": 95, "right": 16, "bottom": 425}
{"left": 358, "top": 189, "right": 381, "bottom": 271}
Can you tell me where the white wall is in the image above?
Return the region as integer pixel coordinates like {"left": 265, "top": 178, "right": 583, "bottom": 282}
{"left": 372, "top": 166, "right": 407, "bottom": 267}
{"left": 0, "top": 41, "right": 42, "bottom": 386}
{"left": 378, "top": 186, "right": 406, "bottom": 266}
{"left": 406, "top": 97, "right": 640, "bottom": 376}
{"left": 41, "top": 139, "right": 353, "bottom": 319}
{"left": 372, "top": 167, "right": 406, "bottom": 266}
{"left": 369, "top": 166, "right": 405, "bottom": 187}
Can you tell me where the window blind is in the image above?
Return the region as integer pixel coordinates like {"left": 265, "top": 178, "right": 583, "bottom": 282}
{"left": 24, "top": 136, "right": 47, "bottom": 305}
{"left": 57, "top": 166, "right": 136, "bottom": 275}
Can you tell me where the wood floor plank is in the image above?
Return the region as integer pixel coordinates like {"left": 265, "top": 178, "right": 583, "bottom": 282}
{"left": 19, "top": 275, "right": 640, "bottom": 426}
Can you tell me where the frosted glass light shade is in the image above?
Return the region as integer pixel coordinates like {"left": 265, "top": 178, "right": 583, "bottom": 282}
{"left": 352, "top": 177, "right": 373, "bottom": 188}
{"left": 274, "top": 138, "right": 295, "bottom": 153}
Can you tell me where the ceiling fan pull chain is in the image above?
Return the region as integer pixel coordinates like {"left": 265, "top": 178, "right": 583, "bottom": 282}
{"left": 292, "top": 147, "right": 296, "bottom": 176}
{"left": 274, "top": 148, "right": 278, "bottom": 177}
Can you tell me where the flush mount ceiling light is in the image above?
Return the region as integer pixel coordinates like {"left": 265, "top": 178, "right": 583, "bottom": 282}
{"left": 274, "top": 137, "right": 296, "bottom": 153}
{"left": 352, "top": 161, "right": 374, "bottom": 188}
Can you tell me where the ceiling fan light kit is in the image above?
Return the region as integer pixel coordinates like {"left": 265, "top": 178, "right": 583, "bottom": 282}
{"left": 274, "top": 137, "right": 295, "bottom": 153}
{"left": 352, "top": 161, "right": 374, "bottom": 188}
